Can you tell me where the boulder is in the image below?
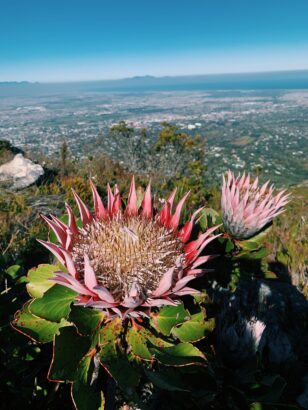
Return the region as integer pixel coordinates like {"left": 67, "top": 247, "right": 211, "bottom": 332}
{"left": 214, "top": 279, "right": 308, "bottom": 407}
{"left": 0, "top": 153, "right": 44, "bottom": 189}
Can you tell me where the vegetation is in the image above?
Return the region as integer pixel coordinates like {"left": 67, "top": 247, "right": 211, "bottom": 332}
{"left": 0, "top": 123, "right": 307, "bottom": 409}
{"left": 0, "top": 139, "right": 21, "bottom": 165}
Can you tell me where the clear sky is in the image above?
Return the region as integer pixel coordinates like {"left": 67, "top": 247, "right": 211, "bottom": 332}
{"left": 1, "top": 0, "right": 308, "bottom": 82}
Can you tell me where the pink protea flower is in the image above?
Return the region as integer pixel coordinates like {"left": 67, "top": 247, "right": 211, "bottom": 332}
{"left": 39, "top": 178, "right": 220, "bottom": 318}
{"left": 221, "top": 171, "right": 290, "bottom": 240}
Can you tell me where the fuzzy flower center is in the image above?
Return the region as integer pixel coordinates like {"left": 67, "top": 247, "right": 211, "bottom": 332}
{"left": 71, "top": 214, "right": 184, "bottom": 299}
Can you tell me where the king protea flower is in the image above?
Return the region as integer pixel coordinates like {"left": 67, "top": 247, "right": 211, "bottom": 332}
{"left": 39, "top": 178, "right": 220, "bottom": 318}
{"left": 221, "top": 171, "right": 290, "bottom": 240}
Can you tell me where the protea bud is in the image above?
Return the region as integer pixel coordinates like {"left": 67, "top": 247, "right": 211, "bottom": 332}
{"left": 39, "top": 177, "right": 220, "bottom": 318}
{"left": 221, "top": 171, "right": 290, "bottom": 240}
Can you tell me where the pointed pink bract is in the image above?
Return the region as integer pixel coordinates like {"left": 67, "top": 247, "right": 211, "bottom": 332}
{"left": 90, "top": 180, "right": 108, "bottom": 220}
{"left": 125, "top": 176, "right": 138, "bottom": 216}
{"left": 72, "top": 189, "right": 92, "bottom": 226}
{"left": 39, "top": 178, "right": 219, "bottom": 319}
{"left": 221, "top": 171, "right": 290, "bottom": 239}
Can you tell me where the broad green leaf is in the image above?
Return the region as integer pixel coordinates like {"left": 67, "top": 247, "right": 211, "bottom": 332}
{"left": 12, "top": 302, "right": 67, "bottom": 343}
{"left": 150, "top": 303, "right": 189, "bottom": 336}
{"left": 190, "top": 310, "right": 205, "bottom": 321}
{"left": 126, "top": 324, "right": 152, "bottom": 360}
{"left": 250, "top": 404, "right": 262, "bottom": 410}
{"left": 248, "top": 226, "right": 272, "bottom": 245}
{"left": 69, "top": 306, "right": 105, "bottom": 336}
{"left": 148, "top": 342, "right": 205, "bottom": 366}
{"left": 99, "top": 318, "right": 123, "bottom": 345}
{"left": 100, "top": 342, "right": 140, "bottom": 390}
{"left": 30, "top": 284, "right": 77, "bottom": 322}
{"left": 225, "top": 240, "right": 235, "bottom": 253}
{"left": 264, "top": 270, "right": 278, "bottom": 279}
{"left": 127, "top": 322, "right": 174, "bottom": 361}
{"left": 244, "top": 247, "right": 269, "bottom": 260}
{"left": 172, "top": 318, "right": 215, "bottom": 342}
{"left": 145, "top": 369, "right": 189, "bottom": 392}
{"left": 27, "top": 264, "right": 62, "bottom": 298}
{"left": 189, "top": 306, "right": 208, "bottom": 322}
{"left": 193, "top": 293, "right": 210, "bottom": 305}
{"left": 5, "top": 265, "right": 21, "bottom": 279}
{"left": 237, "top": 227, "right": 272, "bottom": 251}
{"left": 237, "top": 240, "right": 260, "bottom": 251}
{"left": 71, "top": 354, "right": 105, "bottom": 410}
{"left": 49, "top": 326, "right": 91, "bottom": 382}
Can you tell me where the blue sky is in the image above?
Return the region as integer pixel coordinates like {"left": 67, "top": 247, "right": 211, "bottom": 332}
{"left": 1, "top": 0, "right": 308, "bottom": 82}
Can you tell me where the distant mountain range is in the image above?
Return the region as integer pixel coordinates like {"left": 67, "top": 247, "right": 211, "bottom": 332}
{"left": 1, "top": 70, "right": 308, "bottom": 95}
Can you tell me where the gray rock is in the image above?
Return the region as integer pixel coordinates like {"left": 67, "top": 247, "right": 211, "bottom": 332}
{"left": 216, "top": 279, "right": 308, "bottom": 364}
{"left": 215, "top": 278, "right": 308, "bottom": 407}
{"left": 0, "top": 153, "right": 44, "bottom": 189}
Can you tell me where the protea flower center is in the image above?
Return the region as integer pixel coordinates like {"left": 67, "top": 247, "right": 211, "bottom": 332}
{"left": 71, "top": 215, "right": 184, "bottom": 299}
{"left": 39, "top": 177, "right": 220, "bottom": 318}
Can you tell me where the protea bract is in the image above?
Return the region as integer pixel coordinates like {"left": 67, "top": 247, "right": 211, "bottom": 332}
{"left": 221, "top": 171, "right": 290, "bottom": 240}
{"left": 39, "top": 178, "right": 220, "bottom": 318}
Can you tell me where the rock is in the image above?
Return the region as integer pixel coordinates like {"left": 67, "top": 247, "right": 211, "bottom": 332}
{"left": 214, "top": 279, "right": 308, "bottom": 406}
{"left": 27, "top": 194, "right": 64, "bottom": 215}
{"left": 0, "top": 153, "right": 44, "bottom": 189}
{"left": 216, "top": 279, "right": 308, "bottom": 365}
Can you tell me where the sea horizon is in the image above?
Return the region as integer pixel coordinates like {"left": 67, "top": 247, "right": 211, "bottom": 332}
{"left": 1, "top": 69, "right": 308, "bottom": 96}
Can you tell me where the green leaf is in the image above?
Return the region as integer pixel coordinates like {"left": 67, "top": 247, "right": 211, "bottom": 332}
{"left": 49, "top": 326, "right": 92, "bottom": 382}
{"left": 12, "top": 302, "right": 67, "bottom": 343}
{"left": 249, "top": 226, "right": 272, "bottom": 244}
{"left": 99, "top": 318, "right": 123, "bottom": 345}
{"left": 69, "top": 306, "right": 105, "bottom": 336}
{"left": 250, "top": 403, "right": 262, "bottom": 410}
{"left": 244, "top": 241, "right": 260, "bottom": 251}
{"left": 27, "top": 264, "right": 62, "bottom": 298}
{"left": 244, "top": 247, "right": 269, "bottom": 260}
{"left": 264, "top": 271, "right": 278, "bottom": 280}
{"left": 190, "top": 309, "right": 205, "bottom": 322}
{"left": 199, "top": 208, "right": 220, "bottom": 230}
{"left": 225, "top": 240, "right": 235, "bottom": 253}
{"left": 172, "top": 318, "right": 215, "bottom": 342}
{"left": 237, "top": 240, "right": 260, "bottom": 251}
{"left": 30, "top": 284, "right": 77, "bottom": 323}
{"left": 148, "top": 342, "right": 205, "bottom": 366}
{"left": 5, "top": 265, "right": 21, "bottom": 279}
{"left": 237, "top": 227, "right": 272, "bottom": 249}
{"left": 145, "top": 369, "right": 189, "bottom": 392}
{"left": 126, "top": 324, "right": 152, "bottom": 360}
{"left": 100, "top": 342, "right": 140, "bottom": 391}
{"left": 127, "top": 322, "right": 174, "bottom": 361}
{"left": 150, "top": 303, "right": 189, "bottom": 336}
{"left": 72, "top": 354, "right": 105, "bottom": 410}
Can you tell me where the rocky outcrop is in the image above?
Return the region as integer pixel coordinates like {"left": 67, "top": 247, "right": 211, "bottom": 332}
{"left": 0, "top": 153, "right": 44, "bottom": 189}
{"left": 214, "top": 279, "right": 308, "bottom": 407}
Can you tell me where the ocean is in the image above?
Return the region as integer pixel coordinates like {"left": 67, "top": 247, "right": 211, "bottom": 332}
{"left": 1, "top": 70, "right": 308, "bottom": 97}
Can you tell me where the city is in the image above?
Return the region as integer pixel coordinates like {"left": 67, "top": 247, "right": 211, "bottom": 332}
{"left": 0, "top": 88, "right": 307, "bottom": 186}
